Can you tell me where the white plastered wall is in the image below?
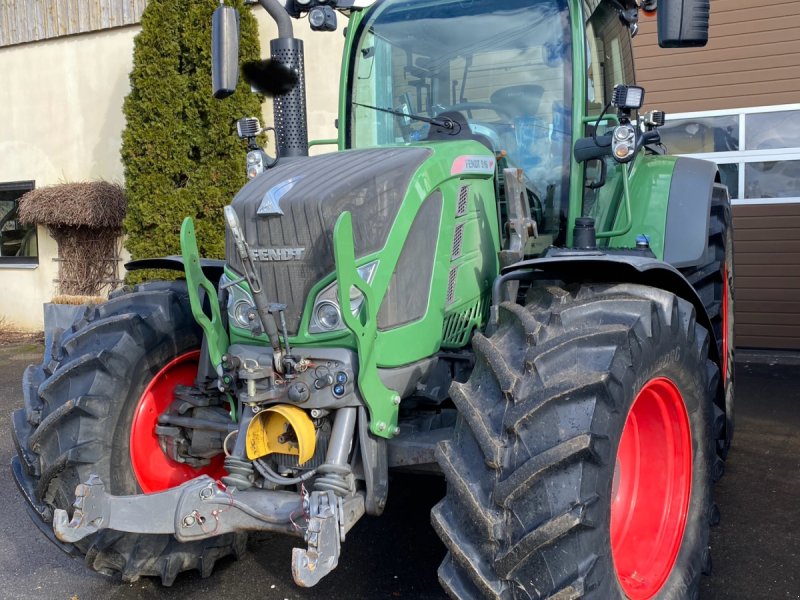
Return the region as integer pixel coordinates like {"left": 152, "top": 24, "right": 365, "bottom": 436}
{"left": 0, "top": 11, "right": 345, "bottom": 330}
{"left": 0, "top": 27, "right": 138, "bottom": 330}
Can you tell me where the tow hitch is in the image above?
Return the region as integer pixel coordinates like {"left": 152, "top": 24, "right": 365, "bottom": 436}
{"left": 54, "top": 475, "right": 365, "bottom": 586}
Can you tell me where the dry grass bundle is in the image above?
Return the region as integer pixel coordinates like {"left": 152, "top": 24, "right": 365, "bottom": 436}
{"left": 16, "top": 181, "right": 126, "bottom": 297}
{"left": 18, "top": 181, "right": 126, "bottom": 229}
{"left": 50, "top": 227, "right": 122, "bottom": 296}
{"left": 50, "top": 295, "right": 106, "bottom": 305}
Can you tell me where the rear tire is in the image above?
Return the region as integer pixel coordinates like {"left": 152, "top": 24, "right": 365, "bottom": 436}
{"left": 681, "top": 183, "right": 734, "bottom": 460}
{"left": 11, "top": 281, "right": 246, "bottom": 585}
{"left": 433, "top": 283, "right": 716, "bottom": 599}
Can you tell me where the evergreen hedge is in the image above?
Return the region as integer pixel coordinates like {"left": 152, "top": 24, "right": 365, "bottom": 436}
{"left": 121, "top": 0, "right": 263, "bottom": 282}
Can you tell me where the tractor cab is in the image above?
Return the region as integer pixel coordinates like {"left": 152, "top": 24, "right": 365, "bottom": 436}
{"left": 347, "top": 0, "right": 572, "bottom": 249}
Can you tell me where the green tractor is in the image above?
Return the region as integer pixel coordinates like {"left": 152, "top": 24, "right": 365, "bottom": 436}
{"left": 12, "top": 0, "right": 735, "bottom": 597}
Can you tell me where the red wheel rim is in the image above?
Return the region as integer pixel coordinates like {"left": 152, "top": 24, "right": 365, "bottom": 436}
{"left": 611, "top": 377, "right": 693, "bottom": 599}
{"left": 130, "top": 350, "right": 226, "bottom": 493}
{"left": 722, "top": 274, "right": 729, "bottom": 381}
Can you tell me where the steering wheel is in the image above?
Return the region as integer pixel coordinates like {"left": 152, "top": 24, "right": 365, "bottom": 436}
{"left": 437, "top": 102, "right": 515, "bottom": 122}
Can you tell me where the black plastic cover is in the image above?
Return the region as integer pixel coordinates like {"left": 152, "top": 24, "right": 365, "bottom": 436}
{"left": 663, "top": 157, "right": 717, "bottom": 268}
{"left": 658, "top": 0, "right": 710, "bottom": 48}
{"left": 377, "top": 191, "right": 442, "bottom": 330}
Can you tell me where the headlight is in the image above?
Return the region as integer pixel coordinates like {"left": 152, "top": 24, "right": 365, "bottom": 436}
{"left": 309, "top": 261, "right": 378, "bottom": 334}
{"left": 315, "top": 301, "right": 342, "bottom": 331}
{"left": 222, "top": 273, "right": 257, "bottom": 330}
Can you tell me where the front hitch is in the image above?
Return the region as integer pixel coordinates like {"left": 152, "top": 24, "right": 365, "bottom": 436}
{"left": 53, "top": 475, "right": 365, "bottom": 587}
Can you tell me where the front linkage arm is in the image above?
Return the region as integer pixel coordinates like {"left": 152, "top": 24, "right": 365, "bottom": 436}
{"left": 54, "top": 475, "right": 365, "bottom": 586}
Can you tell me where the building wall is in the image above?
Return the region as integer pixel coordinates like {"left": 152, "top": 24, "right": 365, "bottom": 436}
{"left": 734, "top": 203, "right": 800, "bottom": 350}
{"left": 0, "top": 8, "right": 345, "bottom": 331}
{"left": 633, "top": 0, "right": 800, "bottom": 114}
{"left": 0, "top": 26, "right": 138, "bottom": 330}
{"left": 0, "top": 0, "right": 146, "bottom": 47}
{"left": 635, "top": 2, "right": 800, "bottom": 350}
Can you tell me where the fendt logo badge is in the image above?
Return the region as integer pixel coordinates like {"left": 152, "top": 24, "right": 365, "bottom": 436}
{"left": 249, "top": 247, "right": 307, "bottom": 262}
{"left": 257, "top": 176, "right": 303, "bottom": 216}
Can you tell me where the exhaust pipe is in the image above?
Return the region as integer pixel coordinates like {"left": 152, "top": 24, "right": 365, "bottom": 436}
{"left": 258, "top": 0, "right": 309, "bottom": 158}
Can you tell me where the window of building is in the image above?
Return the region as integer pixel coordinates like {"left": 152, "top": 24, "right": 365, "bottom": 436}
{"left": 659, "top": 104, "right": 800, "bottom": 205}
{"left": 0, "top": 181, "right": 37, "bottom": 265}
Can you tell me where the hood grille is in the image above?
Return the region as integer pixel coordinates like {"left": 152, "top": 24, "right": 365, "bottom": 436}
{"left": 225, "top": 147, "right": 432, "bottom": 334}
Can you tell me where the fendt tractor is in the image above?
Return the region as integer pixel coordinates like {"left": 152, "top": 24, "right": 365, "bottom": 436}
{"left": 11, "top": 0, "right": 735, "bottom": 598}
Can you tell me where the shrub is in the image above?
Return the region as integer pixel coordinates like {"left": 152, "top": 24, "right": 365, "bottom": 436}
{"left": 121, "top": 0, "right": 263, "bottom": 282}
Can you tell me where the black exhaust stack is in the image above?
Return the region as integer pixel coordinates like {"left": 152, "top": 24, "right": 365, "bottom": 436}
{"left": 258, "top": 0, "right": 309, "bottom": 158}
{"left": 270, "top": 37, "right": 309, "bottom": 158}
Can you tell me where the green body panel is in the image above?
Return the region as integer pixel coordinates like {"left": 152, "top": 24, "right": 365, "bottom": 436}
{"left": 250, "top": 141, "right": 500, "bottom": 368}
{"left": 607, "top": 155, "right": 678, "bottom": 259}
{"left": 180, "top": 217, "right": 229, "bottom": 372}
{"left": 333, "top": 211, "right": 400, "bottom": 438}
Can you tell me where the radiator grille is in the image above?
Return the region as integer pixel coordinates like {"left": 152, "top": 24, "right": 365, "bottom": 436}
{"left": 446, "top": 266, "right": 459, "bottom": 305}
{"left": 452, "top": 223, "right": 465, "bottom": 259}
{"left": 456, "top": 185, "right": 470, "bottom": 217}
{"left": 442, "top": 294, "right": 490, "bottom": 347}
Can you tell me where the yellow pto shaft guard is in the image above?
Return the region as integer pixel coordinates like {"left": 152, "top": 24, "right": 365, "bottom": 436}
{"left": 245, "top": 405, "right": 316, "bottom": 465}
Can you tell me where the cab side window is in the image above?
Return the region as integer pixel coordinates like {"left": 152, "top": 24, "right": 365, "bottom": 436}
{"left": 583, "top": 5, "right": 635, "bottom": 226}
{"left": 586, "top": 4, "right": 635, "bottom": 114}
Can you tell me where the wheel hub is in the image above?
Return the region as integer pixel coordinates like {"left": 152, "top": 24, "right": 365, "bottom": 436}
{"left": 130, "top": 351, "right": 227, "bottom": 493}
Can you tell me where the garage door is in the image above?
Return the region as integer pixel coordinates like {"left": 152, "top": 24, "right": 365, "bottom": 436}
{"left": 734, "top": 203, "right": 800, "bottom": 350}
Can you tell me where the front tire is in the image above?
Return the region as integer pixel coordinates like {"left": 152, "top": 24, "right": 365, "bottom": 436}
{"left": 433, "top": 283, "right": 716, "bottom": 599}
{"left": 11, "top": 281, "right": 245, "bottom": 585}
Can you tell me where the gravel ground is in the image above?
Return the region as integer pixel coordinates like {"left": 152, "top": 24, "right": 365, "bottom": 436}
{"left": 1, "top": 343, "right": 797, "bottom": 599}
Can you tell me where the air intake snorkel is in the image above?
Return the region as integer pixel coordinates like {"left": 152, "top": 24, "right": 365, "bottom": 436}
{"left": 212, "top": 0, "right": 309, "bottom": 159}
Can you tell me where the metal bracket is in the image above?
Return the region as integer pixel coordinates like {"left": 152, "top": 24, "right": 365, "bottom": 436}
{"left": 499, "top": 168, "right": 537, "bottom": 269}
{"left": 291, "top": 490, "right": 365, "bottom": 587}
{"left": 332, "top": 211, "right": 400, "bottom": 439}
{"left": 180, "top": 217, "right": 230, "bottom": 373}
{"left": 52, "top": 475, "right": 303, "bottom": 544}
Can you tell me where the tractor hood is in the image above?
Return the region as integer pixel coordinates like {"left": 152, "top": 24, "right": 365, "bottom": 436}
{"left": 225, "top": 147, "right": 432, "bottom": 334}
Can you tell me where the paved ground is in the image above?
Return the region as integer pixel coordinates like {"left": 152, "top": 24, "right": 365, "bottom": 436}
{"left": 0, "top": 343, "right": 798, "bottom": 599}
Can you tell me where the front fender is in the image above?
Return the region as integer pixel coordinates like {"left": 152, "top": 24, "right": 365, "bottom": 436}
{"left": 496, "top": 252, "right": 719, "bottom": 368}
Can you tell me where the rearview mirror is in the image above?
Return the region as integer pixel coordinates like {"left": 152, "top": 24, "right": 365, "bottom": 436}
{"left": 212, "top": 5, "right": 240, "bottom": 99}
{"left": 658, "top": 0, "right": 710, "bottom": 48}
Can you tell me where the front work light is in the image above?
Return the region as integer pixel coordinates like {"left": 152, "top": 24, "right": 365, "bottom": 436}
{"left": 612, "top": 85, "right": 646, "bottom": 111}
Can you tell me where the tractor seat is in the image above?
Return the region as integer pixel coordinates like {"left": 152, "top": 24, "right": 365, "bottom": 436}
{"left": 490, "top": 85, "right": 545, "bottom": 120}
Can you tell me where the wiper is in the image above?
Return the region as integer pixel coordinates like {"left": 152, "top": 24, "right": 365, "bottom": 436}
{"left": 353, "top": 102, "right": 462, "bottom": 133}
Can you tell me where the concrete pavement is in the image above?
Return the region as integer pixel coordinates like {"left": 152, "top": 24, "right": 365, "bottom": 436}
{"left": 1, "top": 343, "right": 798, "bottom": 599}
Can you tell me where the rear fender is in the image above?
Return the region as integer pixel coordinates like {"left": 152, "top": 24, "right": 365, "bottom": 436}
{"left": 125, "top": 255, "right": 226, "bottom": 284}
{"left": 496, "top": 253, "right": 720, "bottom": 368}
{"left": 663, "top": 157, "right": 718, "bottom": 268}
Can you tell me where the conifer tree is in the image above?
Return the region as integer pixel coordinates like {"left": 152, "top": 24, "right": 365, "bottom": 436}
{"left": 121, "top": 0, "right": 262, "bottom": 280}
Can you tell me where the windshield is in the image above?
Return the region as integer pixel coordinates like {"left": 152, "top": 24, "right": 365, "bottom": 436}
{"left": 349, "top": 0, "right": 571, "bottom": 240}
